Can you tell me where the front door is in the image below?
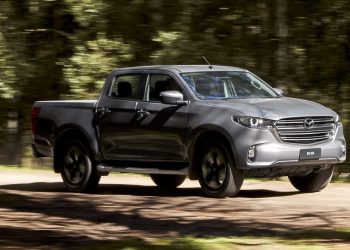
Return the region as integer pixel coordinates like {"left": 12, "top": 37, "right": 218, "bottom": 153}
{"left": 134, "top": 73, "right": 189, "bottom": 162}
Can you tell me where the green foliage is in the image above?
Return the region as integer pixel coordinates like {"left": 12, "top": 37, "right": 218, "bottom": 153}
{"left": 150, "top": 30, "right": 229, "bottom": 65}
{"left": 63, "top": 34, "right": 132, "bottom": 98}
{"left": 151, "top": 31, "right": 185, "bottom": 63}
{"left": 0, "top": 0, "right": 349, "bottom": 170}
{"left": 84, "top": 232, "right": 350, "bottom": 250}
{"left": 0, "top": 33, "right": 16, "bottom": 99}
{"left": 64, "top": 0, "right": 107, "bottom": 27}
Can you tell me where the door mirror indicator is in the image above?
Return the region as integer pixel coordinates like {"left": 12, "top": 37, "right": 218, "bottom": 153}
{"left": 160, "top": 91, "right": 188, "bottom": 105}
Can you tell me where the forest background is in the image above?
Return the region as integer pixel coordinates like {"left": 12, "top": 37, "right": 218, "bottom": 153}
{"left": 0, "top": 0, "right": 349, "bottom": 178}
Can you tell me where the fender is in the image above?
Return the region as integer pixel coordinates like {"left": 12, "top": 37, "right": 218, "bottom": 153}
{"left": 188, "top": 124, "right": 240, "bottom": 179}
{"left": 55, "top": 123, "right": 102, "bottom": 161}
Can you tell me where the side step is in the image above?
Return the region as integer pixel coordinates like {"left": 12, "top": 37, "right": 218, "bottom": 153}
{"left": 97, "top": 164, "right": 188, "bottom": 176}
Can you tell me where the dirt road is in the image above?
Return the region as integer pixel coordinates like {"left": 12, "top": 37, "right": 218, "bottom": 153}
{"left": 0, "top": 170, "right": 349, "bottom": 249}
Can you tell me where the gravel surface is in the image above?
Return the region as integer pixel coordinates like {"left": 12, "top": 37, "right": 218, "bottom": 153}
{"left": 0, "top": 170, "right": 349, "bottom": 249}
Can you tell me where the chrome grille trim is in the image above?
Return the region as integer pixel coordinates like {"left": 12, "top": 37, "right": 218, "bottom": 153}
{"left": 276, "top": 116, "right": 335, "bottom": 144}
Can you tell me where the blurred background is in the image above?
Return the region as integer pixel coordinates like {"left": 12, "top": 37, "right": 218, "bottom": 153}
{"left": 0, "top": 0, "right": 349, "bottom": 179}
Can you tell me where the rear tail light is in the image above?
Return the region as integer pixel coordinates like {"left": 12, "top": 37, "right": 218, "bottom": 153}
{"left": 31, "top": 107, "right": 41, "bottom": 134}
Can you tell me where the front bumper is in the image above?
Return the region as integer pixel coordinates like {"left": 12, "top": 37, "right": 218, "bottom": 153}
{"left": 232, "top": 123, "right": 346, "bottom": 169}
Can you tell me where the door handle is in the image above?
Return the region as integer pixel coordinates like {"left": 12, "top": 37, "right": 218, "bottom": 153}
{"left": 136, "top": 109, "right": 150, "bottom": 121}
{"left": 96, "top": 106, "right": 111, "bottom": 117}
{"left": 137, "top": 109, "right": 150, "bottom": 116}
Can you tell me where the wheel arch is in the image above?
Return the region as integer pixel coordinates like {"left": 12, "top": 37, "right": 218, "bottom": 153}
{"left": 188, "top": 125, "right": 238, "bottom": 180}
{"left": 53, "top": 124, "right": 96, "bottom": 173}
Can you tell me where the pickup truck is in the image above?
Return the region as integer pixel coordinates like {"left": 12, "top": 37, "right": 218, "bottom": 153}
{"left": 32, "top": 65, "right": 346, "bottom": 197}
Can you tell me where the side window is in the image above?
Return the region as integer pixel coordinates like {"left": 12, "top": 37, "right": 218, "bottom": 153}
{"left": 148, "top": 74, "right": 182, "bottom": 101}
{"left": 109, "top": 74, "right": 143, "bottom": 100}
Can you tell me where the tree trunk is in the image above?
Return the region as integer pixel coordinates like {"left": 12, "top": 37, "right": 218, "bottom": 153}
{"left": 275, "top": 0, "right": 288, "bottom": 80}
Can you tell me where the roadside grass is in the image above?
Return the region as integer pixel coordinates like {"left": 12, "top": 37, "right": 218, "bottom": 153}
{"left": 1, "top": 165, "right": 349, "bottom": 183}
{"left": 0, "top": 165, "right": 285, "bottom": 180}
{"left": 0, "top": 164, "right": 51, "bottom": 172}
{"left": 333, "top": 174, "right": 350, "bottom": 183}
{"left": 84, "top": 228, "right": 350, "bottom": 250}
{"left": 245, "top": 176, "right": 289, "bottom": 182}
{"left": 0, "top": 164, "right": 141, "bottom": 176}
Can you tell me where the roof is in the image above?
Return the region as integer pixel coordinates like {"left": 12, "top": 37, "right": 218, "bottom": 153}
{"left": 113, "top": 65, "right": 245, "bottom": 73}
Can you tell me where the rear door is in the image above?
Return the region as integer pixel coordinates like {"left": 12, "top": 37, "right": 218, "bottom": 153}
{"left": 134, "top": 72, "right": 189, "bottom": 162}
{"left": 96, "top": 72, "right": 146, "bottom": 160}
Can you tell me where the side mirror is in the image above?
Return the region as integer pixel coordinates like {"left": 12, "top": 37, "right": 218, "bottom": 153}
{"left": 273, "top": 88, "right": 284, "bottom": 96}
{"left": 160, "top": 91, "right": 188, "bottom": 105}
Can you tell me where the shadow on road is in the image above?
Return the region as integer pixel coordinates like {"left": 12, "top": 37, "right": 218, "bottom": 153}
{"left": 0, "top": 182, "right": 299, "bottom": 198}
{"left": 0, "top": 182, "right": 348, "bottom": 249}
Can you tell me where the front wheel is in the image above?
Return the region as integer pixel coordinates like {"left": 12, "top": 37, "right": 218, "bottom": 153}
{"left": 60, "top": 140, "right": 100, "bottom": 192}
{"left": 288, "top": 165, "right": 334, "bottom": 193}
{"left": 198, "top": 141, "right": 244, "bottom": 198}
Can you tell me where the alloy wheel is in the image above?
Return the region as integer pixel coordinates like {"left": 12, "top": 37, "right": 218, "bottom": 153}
{"left": 201, "top": 147, "right": 228, "bottom": 190}
{"left": 63, "top": 146, "right": 88, "bottom": 185}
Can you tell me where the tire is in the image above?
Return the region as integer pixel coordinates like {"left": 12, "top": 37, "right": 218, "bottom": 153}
{"left": 60, "top": 140, "right": 100, "bottom": 192}
{"left": 288, "top": 165, "right": 334, "bottom": 193}
{"left": 198, "top": 141, "right": 244, "bottom": 198}
{"left": 150, "top": 174, "right": 186, "bottom": 189}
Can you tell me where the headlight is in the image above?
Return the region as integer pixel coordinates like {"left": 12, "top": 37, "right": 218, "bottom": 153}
{"left": 333, "top": 114, "right": 343, "bottom": 127}
{"left": 233, "top": 116, "right": 276, "bottom": 128}
{"left": 334, "top": 114, "right": 341, "bottom": 124}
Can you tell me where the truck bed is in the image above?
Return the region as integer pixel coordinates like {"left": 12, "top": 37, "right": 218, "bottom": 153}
{"left": 32, "top": 100, "right": 98, "bottom": 158}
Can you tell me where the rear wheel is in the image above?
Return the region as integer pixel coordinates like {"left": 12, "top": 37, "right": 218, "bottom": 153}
{"left": 198, "top": 141, "right": 244, "bottom": 198}
{"left": 288, "top": 165, "right": 334, "bottom": 193}
{"left": 150, "top": 174, "right": 186, "bottom": 189}
{"left": 60, "top": 140, "right": 100, "bottom": 192}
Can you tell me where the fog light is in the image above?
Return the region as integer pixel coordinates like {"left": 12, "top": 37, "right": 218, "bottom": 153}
{"left": 248, "top": 146, "right": 256, "bottom": 162}
{"left": 328, "top": 131, "right": 334, "bottom": 138}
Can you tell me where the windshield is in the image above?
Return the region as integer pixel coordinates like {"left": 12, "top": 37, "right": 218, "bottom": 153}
{"left": 180, "top": 71, "right": 278, "bottom": 99}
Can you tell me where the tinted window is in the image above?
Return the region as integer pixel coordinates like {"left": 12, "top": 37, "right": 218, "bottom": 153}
{"left": 147, "top": 74, "right": 182, "bottom": 101}
{"left": 181, "top": 71, "right": 278, "bottom": 99}
{"left": 109, "top": 74, "right": 143, "bottom": 100}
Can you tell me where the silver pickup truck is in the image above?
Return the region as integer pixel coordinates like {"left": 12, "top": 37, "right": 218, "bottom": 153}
{"left": 32, "top": 65, "right": 346, "bottom": 197}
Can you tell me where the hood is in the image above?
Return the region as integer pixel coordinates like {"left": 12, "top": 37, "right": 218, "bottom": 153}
{"left": 204, "top": 97, "right": 337, "bottom": 120}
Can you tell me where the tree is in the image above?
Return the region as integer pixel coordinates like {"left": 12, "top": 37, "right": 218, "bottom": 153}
{"left": 63, "top": 34, "right": 132, "bottom": 98}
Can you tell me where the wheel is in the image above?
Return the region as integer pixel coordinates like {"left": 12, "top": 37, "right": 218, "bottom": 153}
{"left": 198, "top": 141, "right": 244, "bottom": 198}
{"left": 60, "top": 140, "right": 100, "bottom": 192}
{"left": 150, "top": 174, "right": 186, "bottom": 189}
{"left": 288, "top": 165, "right": 334, "bottom": 193}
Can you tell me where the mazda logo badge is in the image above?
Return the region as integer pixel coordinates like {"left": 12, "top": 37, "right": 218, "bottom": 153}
{"left": 304, "top": 118, "right": 314, "bottom": 129}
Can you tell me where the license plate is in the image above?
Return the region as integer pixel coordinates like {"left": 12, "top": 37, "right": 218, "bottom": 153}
{"left": 299, "top": 148, "right": 321, "bottom": 160}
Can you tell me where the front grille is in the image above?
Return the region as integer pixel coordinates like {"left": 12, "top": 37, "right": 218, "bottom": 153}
{"left": 276, "top": 116, "right": 335, "bottom": 144}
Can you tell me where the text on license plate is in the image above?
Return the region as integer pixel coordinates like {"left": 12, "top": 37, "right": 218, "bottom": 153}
{"left": 299, "top": 148, "right": 321, "bottom": 160}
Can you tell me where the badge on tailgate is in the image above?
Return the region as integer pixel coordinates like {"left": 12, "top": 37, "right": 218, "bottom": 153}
{"left": 299, "top": 148, "right": 321, "bottom": 160}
